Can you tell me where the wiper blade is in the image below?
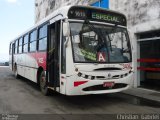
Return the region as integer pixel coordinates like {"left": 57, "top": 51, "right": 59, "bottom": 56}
{"left": 84, "top": 20, "right": 105, "bottom": 44}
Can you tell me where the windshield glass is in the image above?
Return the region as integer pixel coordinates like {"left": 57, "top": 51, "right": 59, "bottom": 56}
{"left": 70, "top": 22, "right": 132, "bottom": 63}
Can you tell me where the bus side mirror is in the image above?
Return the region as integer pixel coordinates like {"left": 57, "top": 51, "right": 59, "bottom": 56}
{"left": 63, "top": 21, "right": 70, "bottom": 47}
{"left": 63, "top": 22, "right": 70, "bottom": 37}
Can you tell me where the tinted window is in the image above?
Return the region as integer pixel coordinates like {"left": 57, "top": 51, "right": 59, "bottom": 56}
{"left": 30, "top": 41, "right": 36, "bottom": 52}
{"left": 30, "top": 30, "right": 37, "bottom": 42}
{"left": 15, "top": 40, "right": 18, "bottom": 54}
{"left": 15, "top": 40, "right": 18, "bottom": 48}
{"left": 24, "top": 34, "right": 28, "bottom": 44}
{"left": 18, "top": 38, "right": 23, "bottom": 53}
{"left": 38, "top": 24, "right": 47, "bottom": 51}
{"left": 29, "top": 30, "right": 37, "bottom": 52}
{"left": 23, "top": 44, "right": 28, "bottom": 53}
{"left": 39, "top": 38, "right": 47, "bottom": 51}
{"left": 23, "top": 34, "right": 28, "bottom": 53}
{"left": 19, "top": 38, "right": 23, "bottom": 46}
{"left": 38, "top": 25, "right": 47, "bottom": 39}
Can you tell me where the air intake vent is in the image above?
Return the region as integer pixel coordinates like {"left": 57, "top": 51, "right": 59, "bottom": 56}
{"left": 96, "top": 76, "right": 105, "bottom": 79}
{"left": 94, "top": 67, "right": 122, "bottom": 71}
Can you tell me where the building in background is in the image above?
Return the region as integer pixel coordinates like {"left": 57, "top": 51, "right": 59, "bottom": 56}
{"left": 110, "top": 0, "right": 160, "bottom": 90}
{"left": 35, "top": 0, "right": 109, "bottom": 23}
{"left": 35, "top": 0, "right": 160, "bottom": 90}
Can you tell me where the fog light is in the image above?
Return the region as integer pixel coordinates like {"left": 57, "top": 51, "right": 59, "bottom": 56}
{"left": 125, "top": 73, "right": 128, "bottom": 76}
{"left": 75, "top": 68, "right": 78, "bottom": 72}
{"left": 85, "top": 75, "right": 88, "bottom": 79}
{"left": 91, "top": 76, "right": 95, "bottom": 80}
{"left": 78, "top": 72, "right": 82, "bottom": 77}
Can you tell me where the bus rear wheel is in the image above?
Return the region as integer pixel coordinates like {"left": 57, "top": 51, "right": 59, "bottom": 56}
{"left": 14, "top": 65, "right": 20, "bottom": 79}
{"left": 39, "top": 71, "right": 50, "bottom": 96}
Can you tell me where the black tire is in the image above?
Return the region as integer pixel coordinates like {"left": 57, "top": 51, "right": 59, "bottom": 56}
{"left": 14, "top": 65, "right": 20, "bottom": 79}
{"left": 39, "top": 71, "right": 50, "bottom": 96}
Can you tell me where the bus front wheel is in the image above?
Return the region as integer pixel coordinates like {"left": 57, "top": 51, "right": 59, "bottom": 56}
{"left": 39, "top": 71, "right": 50, "bottom": 96}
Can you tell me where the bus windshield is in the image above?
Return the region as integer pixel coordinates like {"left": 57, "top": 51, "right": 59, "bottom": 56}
{"left": 70, "top": 22, "right": 132, "bottom": 63}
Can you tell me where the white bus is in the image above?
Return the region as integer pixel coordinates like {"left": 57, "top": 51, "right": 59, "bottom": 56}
{"left": 9, "top": 6, "right": 134, "bottom": 96}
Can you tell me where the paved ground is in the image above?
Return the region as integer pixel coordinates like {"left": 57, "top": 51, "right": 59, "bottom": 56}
{"left": 0, "top": 67, "right": 160, "bottom": 116}
{"left": 122, "top": 87, "right": 160, "bottom": 103}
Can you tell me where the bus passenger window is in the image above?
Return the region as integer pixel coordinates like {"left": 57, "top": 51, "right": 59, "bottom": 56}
{"left": 15, "top": 40, "right": 18, "bottom": 54}
{"left": 39, "top": 37, "right": 47, "bottom": 51}
{"left": 23, "top": 34, "right": 29, "bottom": 53}
{"left": 18, "top": 38, "right": 23, "bottom": 54}
{"left": 29, "top": 30, "right": 37, "bottom": 52}
{"left": 38, "top": 24, "right": 47, "bottom": 51}
{"left": 30, "top": 41, "right": 36, "bottom": 52}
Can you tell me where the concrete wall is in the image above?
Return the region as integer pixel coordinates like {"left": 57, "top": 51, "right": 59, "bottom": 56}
{"left": 35, "top": 0, "right": 160, "bottom": 34}
{"left": 110, "top": 0, "right": 160, "bottom": 87}
{"left": 110, "top": 0, "right": 160, "bottom": 32}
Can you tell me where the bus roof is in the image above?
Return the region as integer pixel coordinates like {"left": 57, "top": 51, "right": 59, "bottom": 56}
{"left": 10, "top": 5, "right": 127, "bottom": 43}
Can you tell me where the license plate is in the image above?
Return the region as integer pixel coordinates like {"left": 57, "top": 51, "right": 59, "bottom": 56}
{"left": 103, "top": 82, "right": 115, "bottom": 87}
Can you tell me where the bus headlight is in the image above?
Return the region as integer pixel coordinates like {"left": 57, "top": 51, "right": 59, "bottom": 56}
{"left": 77, "top": 72, "right": 95, "bottom": 80}
{"left": 91, "top": 76, "right": 95, "bottom": 80}
{"left": 75, "top": 68, "right": 79, "bottom": 72}
{"left": 85, "top": 75, "right": 89, "bottom": 79}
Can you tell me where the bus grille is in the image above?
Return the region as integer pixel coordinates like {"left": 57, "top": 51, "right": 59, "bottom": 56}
{"left": 83, "top": 83, "right": 127, "bottom": 91}
{"left": 78, "top": 70, "right": 132, "bottom": 80}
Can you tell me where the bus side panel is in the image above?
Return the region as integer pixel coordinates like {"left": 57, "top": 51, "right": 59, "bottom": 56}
{"left": 16, "top": 52, "right": 47, "bottom": 83}
{"left": 24, "top": 53, "right": 38, "bottom": 83}
{"left": 35, "top": 52, "right": 47, "bottom": 71}
{"left": 9, "top": 54, "right": 12, "bottom": 70}
{"left": 16, "top": 54, "right": 25, "bottom": 77}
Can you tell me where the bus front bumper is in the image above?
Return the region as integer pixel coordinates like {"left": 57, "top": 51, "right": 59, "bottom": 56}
{"left": 65, "top": 72, "right": 134, "bottom": 96}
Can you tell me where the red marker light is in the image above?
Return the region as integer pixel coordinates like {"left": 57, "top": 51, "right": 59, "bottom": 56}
{"left": 74, "top": 81, "right": 88, "bottom": 87}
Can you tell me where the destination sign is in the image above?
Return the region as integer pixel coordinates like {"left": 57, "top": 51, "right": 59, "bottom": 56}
{"left": 92, "top": 12, "right": 121, "bottom": 23}
{"left": 68, "top": 6, "right": 127, "bottom": 26}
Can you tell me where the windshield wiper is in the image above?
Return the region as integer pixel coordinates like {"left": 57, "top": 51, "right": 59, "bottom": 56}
{"left": 83, "top": 20, "right": 110, "bottom": 62}
{"left": 83, "top": 20, "right": 107, "bottom": 47}
{"left": 106, "top": 32, "right": 113, "bottom": 52}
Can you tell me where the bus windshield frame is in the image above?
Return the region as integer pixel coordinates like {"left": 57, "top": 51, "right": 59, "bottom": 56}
{"left": 69, "top": 20, "right": 132, "bottom": 64}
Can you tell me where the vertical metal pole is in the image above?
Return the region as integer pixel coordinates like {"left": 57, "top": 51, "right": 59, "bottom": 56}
{"left": 99, "top": 0, "right": 101, "bottom": 7}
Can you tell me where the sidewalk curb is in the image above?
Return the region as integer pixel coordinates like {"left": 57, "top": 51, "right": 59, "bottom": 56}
{"left": 121, "top": 88, "right": 160, "bottom": 104}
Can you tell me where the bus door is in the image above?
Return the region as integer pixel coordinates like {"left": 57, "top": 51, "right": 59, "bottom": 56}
{"left": 12, "top": 43, "right": 15, "bottom": 71}
{"left": 47, "top": 21, "right": 60, "bottom": 88}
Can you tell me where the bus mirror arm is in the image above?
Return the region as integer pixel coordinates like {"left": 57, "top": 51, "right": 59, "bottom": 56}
{"left": 64, "top": 37, "right": 69, "bottom": 47}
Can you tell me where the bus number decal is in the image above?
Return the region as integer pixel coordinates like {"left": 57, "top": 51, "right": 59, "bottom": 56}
{"left": 75, "top": 10, "right": 86, "bottom": 17}
{"left": 38, "top": 58, "right": 44, "bottom": 64}
{"left": 120, "top": 63, "right": 131, "bottom": 69}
